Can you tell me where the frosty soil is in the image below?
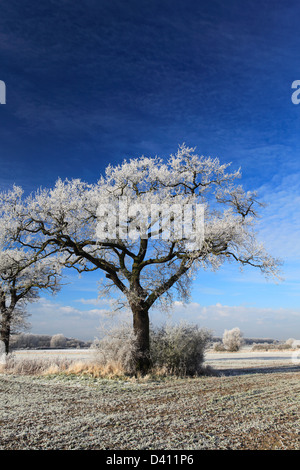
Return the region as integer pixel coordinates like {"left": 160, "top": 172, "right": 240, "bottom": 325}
{"left": 1, "top": 350, "right": 300, "bottom": 450}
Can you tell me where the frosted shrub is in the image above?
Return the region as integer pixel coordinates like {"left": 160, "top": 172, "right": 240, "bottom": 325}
{"left": 252, "top": 342, "right": 291, "bottom": 351}
{"left": 286, "top": 338, "right": 295, "bottom": 346}
{"left": 286, "top": 338, "right": 296, "bottom": 346}
{"left": 213, "top": 341, "right": 226, "bottom": 352}
{"left": 252, "top": 343, "right": 274, "bottom": 351}
{"left": 93, "top": 324, "right": 139, "bottom": 375}
{"left": 150, "top": 322, "right": 213, "bottom": 376}
{"left": 50, "top": 334, "right": 67, "bottom": 349}
{"left": 277, "top": 343, "right": 292, "bottom": 350}
{"left": 93, "top": 321, "right": 213, "bottom": 376}
{"left": 1, "top": 355, "right": 72, "bottom": 375}
{"left": 222, "top": 327, "right": 243, "bottom": 352}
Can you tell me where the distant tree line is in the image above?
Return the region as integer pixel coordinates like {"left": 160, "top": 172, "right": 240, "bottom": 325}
{"left": 10, "top": 333, "right": 92, "bottom": 350}
{"left": 211, "top": 335, "right": 276, "bottom": 346}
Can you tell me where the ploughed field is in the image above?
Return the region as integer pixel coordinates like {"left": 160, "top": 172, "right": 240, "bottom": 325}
{"left": 0, "top": 349, "right": 300, "bottom": 450}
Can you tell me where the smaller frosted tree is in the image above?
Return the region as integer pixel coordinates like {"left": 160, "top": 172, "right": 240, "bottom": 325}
{"left": 50, "top": 334, "right": 67, "bottom": 348}
{"left": 0, "top": 185, "right": 63, "bottom": 354}
{"left": 222, "top": 327, "right": 244, "bottom": 352}
{"left": 0, "top": 249, "right": 62, "bottom": 354}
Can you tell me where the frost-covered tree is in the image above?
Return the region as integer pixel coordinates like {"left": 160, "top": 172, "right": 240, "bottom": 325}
{"left": 50, "top": 333, "right": 67, "bottom": 348}
{"left": 222, "top": 327, "right": 244, "bottom": 352}
{"left": 0, "top": 187, "right": 63, "bottom": 354}
{"left": 0, "top": 249, "right": 62, "bottom": 354}
{"left": 5, "top": 145, "right": 281, "bottom": 372}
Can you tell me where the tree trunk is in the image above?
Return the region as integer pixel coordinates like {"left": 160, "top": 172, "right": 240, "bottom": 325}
{"left": 132, "top": 305, "right": 151, "bottom": 374}
{"left": 0, "top": 310, "right": 11, "bottom": 355}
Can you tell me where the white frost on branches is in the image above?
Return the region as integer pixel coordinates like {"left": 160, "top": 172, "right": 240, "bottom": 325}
{"left": 0, "top": 145, "right": 282, "bottom": 316}
{"left": 0, "top": 191, "right": 64, "bottom": 349}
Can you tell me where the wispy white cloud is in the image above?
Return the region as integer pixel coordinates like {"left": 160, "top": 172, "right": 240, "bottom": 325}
{"left": 32, "top": 297, "right": 112, "bottom": 318}
{"left": 151, "top": 300, "right": 300, "bottom": 340}
{"left": 27, "top": 297, "right": 122, "bottom": 340}
{"left": 25, "top": 294, "right": 300, "bottom": 341}
{"left": 255, "top": 171, "right": 300, "bottom": 261}
{"left": 75, "top": 297, "right": 116, "bottom": 307}
{"left": 195, "top": 287, "right": 224, "bottom": 296}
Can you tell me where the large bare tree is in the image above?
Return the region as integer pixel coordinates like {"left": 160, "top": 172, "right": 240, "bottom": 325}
{"left": 4, "top": 145, "right": 281, "bottom": 371}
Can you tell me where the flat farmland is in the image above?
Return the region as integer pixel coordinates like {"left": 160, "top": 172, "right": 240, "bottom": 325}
{"left": 0, "top": 348, "right": 299, "bottom": 450}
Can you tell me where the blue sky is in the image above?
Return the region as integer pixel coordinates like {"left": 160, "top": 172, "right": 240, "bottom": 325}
{"left": 1, "top": 0, "right": 300, "bottom": 340}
